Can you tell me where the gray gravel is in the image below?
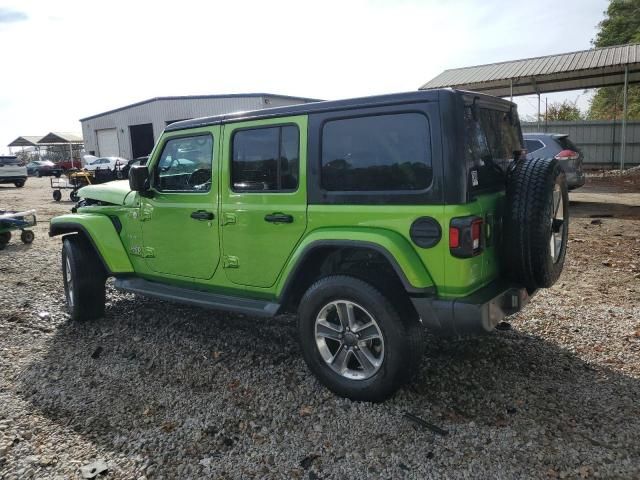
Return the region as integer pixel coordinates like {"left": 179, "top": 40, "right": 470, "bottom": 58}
{"left": 1, "top": 177, "right": 639, "bottom": 479}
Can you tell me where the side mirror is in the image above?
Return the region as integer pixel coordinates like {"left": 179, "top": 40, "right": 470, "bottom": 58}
{"left": 129, "top": 164, "right": 150, "bottom": 192}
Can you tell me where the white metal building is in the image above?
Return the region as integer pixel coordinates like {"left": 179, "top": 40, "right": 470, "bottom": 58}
{"left": 79, "top": 93, "right": 320, "bottom": 160}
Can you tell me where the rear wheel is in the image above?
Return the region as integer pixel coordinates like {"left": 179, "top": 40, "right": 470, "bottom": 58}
{"left": 20, "top": 230, "right": 34, "bottom": 244}
{"left": 36, "top": 170, "right": 42, "bottom": 178}
{"left": 53, "top": 190, "right": 62, "bottom": 202}
{"left": 298, "top": 275, "right": 423, "bottom": 402}
{"left": 70, "top": 190, "right": 79, "bottom": 202}
{"left": 0, "top": 232, "right": 11, "bottom": 250}
{"left": 62, "top": 235, "right": 107, "bottom": 321}
{"left": 14, "top": 180, "right": 25, "bottom": 188}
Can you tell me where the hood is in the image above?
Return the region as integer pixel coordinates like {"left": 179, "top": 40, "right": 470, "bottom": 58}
{"left": 77, "top": 180, "right": 133, "bottom": 205}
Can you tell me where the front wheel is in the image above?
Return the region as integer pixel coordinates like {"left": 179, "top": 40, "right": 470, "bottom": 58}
{"left": 62, "top": 235, "right": 107, "bottom": 321}
{"left": 298, "top": 275, "right": 423, "bottom": 402}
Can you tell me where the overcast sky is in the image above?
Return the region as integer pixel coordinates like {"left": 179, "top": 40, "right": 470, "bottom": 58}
{"left": 0, "top": 0, "right": 608, "bottom": 154}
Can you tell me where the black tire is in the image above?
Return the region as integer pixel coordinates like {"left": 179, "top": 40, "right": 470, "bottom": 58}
{"left": 298, "top": 275, "right": 423, "bottom": 402}
{"left": 53, "top": 190, "right": 62, "bottom": 202}
{"left": 14, "top": 180, "right": 25, "bottom": 188}
{"left": 36, "top": 170, "right": 42, "bottom": 178}
{"left": 20, "top": 230, "right": 34, "bottom": 244}
{"left": 505, "top": 158, "right": 569, "bottom": 290}
{"left": 62, "top": 235, "right": 107, "bottom": 321}
{"left": 70, "top": 191, "right": 79, "bottom": 202}
{"left": 0, "top": 232, "right": 10, "bottom": 250}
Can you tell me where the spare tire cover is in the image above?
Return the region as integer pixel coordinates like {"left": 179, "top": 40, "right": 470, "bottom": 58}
{"left": 504, "top": 157, "right": 569, "bottom": 290}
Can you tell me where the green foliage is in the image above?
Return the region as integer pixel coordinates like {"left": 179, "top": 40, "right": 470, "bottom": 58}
{"left": 544, "top": 100, "right": 583, "bottom": 121}
{"left": 593, "top": 0, "right": 640, "bottom": 47}
{"left": 589, "top": 0, "right": 640, "bottom": 119}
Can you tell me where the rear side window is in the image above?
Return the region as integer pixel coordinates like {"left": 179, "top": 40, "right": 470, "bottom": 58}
{"left": 465, "top": 107, "right": 522, "bottom": 193}
{"left": 525, "top": 139, "right": 544, "bottom": 153}
{"left": 232, "top": 125, "right": 299, "bottom": 192}
{"left": 321, "top": 113, "right": 432, "bottom": 191}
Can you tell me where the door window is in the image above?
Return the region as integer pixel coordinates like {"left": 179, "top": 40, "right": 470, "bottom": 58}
{"left": 231, "top": 125, "right": 299, "bottom": 192}
{"left": 155, "top": 135, "right": 213, "bottom": 192}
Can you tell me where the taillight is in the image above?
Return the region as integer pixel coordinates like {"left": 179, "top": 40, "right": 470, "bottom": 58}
{"left": 450, "top": 216, "right": 484, "bottom": 258}
{"left": 554, "top": 149, "right": 578, "bottom": 161}
{"left": 449, "top": 227, "right": 460, "bottom": 248}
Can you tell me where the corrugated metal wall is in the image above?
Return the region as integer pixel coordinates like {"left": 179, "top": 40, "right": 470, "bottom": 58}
{"left": 81, "top": 96, "right": 313, "bottom": 160}
{"left": 521, "top": 121, "right": 640, "bottom": 169}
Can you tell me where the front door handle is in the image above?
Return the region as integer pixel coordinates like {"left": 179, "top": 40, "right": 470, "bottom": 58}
{"left": 264, "top": 213, "right": 293, "bottom": 224}
{"left": 191, "top": 210, "right": 215, "bottom": 221}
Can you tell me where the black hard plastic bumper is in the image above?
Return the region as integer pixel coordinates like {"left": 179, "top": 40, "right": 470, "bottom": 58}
{"left": 411, "top": 281, "right": 532, "bottom": 336}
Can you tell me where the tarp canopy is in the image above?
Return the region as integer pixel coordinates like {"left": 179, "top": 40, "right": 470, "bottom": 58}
{"left": 421, "top": 43, "right": 640, "bottom": 97}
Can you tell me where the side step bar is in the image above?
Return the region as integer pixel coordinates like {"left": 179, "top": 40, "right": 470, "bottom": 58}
{"left": 114, "top": 277, "right": 280, "bottom": 317}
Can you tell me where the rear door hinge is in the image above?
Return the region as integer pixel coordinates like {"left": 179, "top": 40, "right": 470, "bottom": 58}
{"left": 223, "top": 255, "right": 239, "bottom": 268}
{"left": 221, "top": 212, "right": 237, "bottom": 225}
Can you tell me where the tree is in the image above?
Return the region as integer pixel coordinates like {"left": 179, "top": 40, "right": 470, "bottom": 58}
{"left": 544, "top": 100, "right": 583, "bottom": 121}
{"left": 588, "top": 0, "right": 640, "bottom": 119}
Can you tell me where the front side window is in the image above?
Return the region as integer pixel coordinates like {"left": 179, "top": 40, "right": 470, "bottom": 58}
{"left": 232, "top": 125, "right": 299, "bottom": 192}
{"left": 321, "top": 113, "right": 432, "bottom": 191}
{"left": 155, "top": 135, "right": 213, "bottom": 192}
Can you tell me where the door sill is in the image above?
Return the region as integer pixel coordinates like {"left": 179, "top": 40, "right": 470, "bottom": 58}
{"left": 114, "top": 277, "right": 280, "bottom": 317}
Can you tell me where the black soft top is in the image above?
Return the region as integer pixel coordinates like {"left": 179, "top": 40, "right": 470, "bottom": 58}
{"left": 165, "top": 89, "right": 515, "bottom": 132}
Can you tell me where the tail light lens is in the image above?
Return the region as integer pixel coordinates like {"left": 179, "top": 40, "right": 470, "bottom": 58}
{"left": 450, "top": 216, "right": 484, "bottom": 258}
{"left": 554, "top": 149, "right": 579, "bottom": 161}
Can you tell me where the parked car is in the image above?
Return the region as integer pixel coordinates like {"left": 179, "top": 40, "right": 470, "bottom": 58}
{"left": 26, "top": 160, "right": 62, "bottom": 177}
{"left": 0, "top": 156, "right": 27, "bottom": 187}
{"left": 524, "top": 133, "right": 585, "bottom": 189}
{"left": 50, "top": 90, "right": 568, "bottom": 402}
{"left": 57, "top": 159, "right": 82, "bottom": 171}
{"left": 84, "top": 157, "right": 127, "bottom": 172}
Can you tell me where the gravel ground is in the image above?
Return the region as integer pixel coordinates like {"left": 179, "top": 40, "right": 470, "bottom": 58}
{"left": 1, "top": 177, "right": 639, "bottom": 479}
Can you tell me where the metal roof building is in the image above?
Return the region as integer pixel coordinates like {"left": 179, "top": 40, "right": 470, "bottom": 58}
{"left": 80, "top": 93, "right": 320, "bottom": 160}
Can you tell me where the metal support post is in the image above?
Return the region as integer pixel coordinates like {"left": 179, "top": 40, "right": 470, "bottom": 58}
{"left": 621, "top": 65, "right": 629, "bottom": 170}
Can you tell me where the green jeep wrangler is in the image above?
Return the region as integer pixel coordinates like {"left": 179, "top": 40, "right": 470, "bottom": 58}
{"left": 50, "top": 90, "right": 568, "bottom": 401}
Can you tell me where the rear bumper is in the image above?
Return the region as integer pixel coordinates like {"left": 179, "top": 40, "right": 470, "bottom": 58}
{"left": 0, "top": 176, "right": 27, "bottom": 183}
{"left": 411, "top": 281, "right": 533, "bottom": 336}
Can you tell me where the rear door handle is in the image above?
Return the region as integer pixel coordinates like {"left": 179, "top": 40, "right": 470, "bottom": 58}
{"left": 264, "top": 213, "right": 293, "bottom": 223}
{"left": 191, "top": 210, "right": 215, "bottom": 221}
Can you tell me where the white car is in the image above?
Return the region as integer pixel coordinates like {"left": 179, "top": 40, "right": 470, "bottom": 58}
{"left": 0, "top": 156, "right": 28, "bottom": 188}
{"left": 84, "top": 157, "right": 127, "bottom": 172}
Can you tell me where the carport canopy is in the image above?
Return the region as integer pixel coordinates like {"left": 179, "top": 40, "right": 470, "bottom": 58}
{"left": 7, "top": 136, "right": 43, "bottom": 147}
{"left": 37, "top": 132, "right": 83, "bottom": 146}
{"left": 421, "top": 43, "right": 640, "bottom": 169}
{"left": 421, "top": 43, "right": 640, "bottom": 97}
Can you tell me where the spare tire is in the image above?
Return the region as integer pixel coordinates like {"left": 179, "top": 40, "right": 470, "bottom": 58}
{"left": 504, "top": 157, "right": 569, "bottom": 290}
